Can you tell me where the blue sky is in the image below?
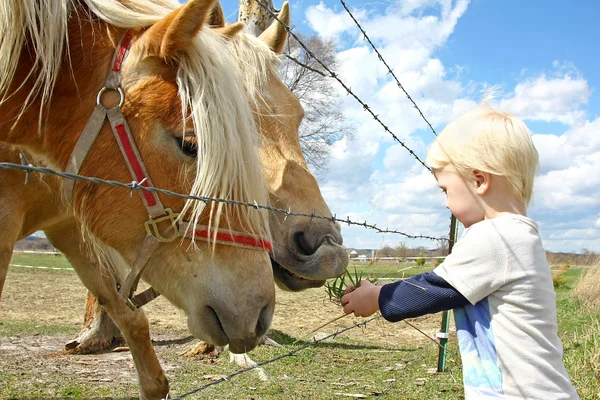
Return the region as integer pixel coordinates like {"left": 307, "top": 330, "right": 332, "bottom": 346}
{"left": 216, "top": 0, "right": 600, "bottom": 253}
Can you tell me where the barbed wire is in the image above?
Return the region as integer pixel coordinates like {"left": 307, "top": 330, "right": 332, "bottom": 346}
{"left": 284, "top": 54, "right": 327, "bottom": 77}
{"left": 169, "top": 314, "right": 447, "bottom": 399}
{"left": 0, "top": 161, "right": 446, "bottom": 242}
{"left": 169, "top": 316, "right": 381, "bottom": 399}
{"left": 6, "top": 8, "right": 454, "bottom": 396}
{"left": 339, "top": 0, "right": 438, "bottom": 137}
{"left": 255, "top": 0, "right": 431, "bottom": 172}
{"left": 171, "top": 5, "right": 451, "bottom": 398}
{"left": 376, "top": 341, "right": 433, "bottom": 397}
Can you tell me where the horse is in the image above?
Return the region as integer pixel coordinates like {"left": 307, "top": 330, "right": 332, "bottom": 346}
{"left": 0, "top": 0, "right": 346, "bottom": 398}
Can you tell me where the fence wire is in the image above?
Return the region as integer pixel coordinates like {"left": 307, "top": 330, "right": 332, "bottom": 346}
{"left": 170, "top": 5, "right": 458, "bottom": 397}
{"left": 168, "top": 314, "right": 447, "bottom": 398}
{"left": 0, "top": 161, "right": 445, "bottom": 242}
{"left": 168, "top": 315, "right": 442, "bottom": 399}
{"left": 255, "top": 0, "right": 431, "bottom": 172}
{"left": 2, "top": 5, "right": 459, "bottom": 397}
{"left": 339, "top": 0, "right": 438, "bottom": 138}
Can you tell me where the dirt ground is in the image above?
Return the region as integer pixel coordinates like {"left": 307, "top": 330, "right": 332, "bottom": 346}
{"left": 0, "top": 268, "right": 448, "bottom": 397}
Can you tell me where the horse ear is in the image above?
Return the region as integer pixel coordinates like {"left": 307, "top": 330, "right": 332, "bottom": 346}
{"left": 207, "top": 2, "right": 225, "bottom": 28}
{"left": 258, "top": 2, "right": 289, "bottom": 54}
{"left": 214, "top": 22, "right": 245, "bottom": 38}
{"left": 142, "top": 0, "right": 218, "bottom": 58}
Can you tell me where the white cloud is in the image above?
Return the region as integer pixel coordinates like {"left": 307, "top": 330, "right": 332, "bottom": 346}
{"left": 499, "top": 74, "right": 591, "bottom": 125}
{"left": 309, "top": 1, "right": 474, "bottom": 250}
{"left": 532, "top": 117, "right": 600, "bottom": 174}
{"left": 533, "top": 152, "right": 600, "bottom": 210}
{"left": 358, "top": 0, "right": 470, "bottom": 51}
{"left": 529, "top": 116, "right": 600, "bottom": 217}
{"left": 383, "top": 141, "right": 428, "bottom": 174}
{"left": 304, "top": 2, "right": 361, "bottom": 38}
{"left": 370, "top": 168, "right": 441, "bottom": 214}
{"left": 303, "top": 1, "right": 598, "bottom": 253}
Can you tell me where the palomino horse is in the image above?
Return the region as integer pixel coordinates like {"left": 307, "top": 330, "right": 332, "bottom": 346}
{"left": 0, "top": 2, "right": 348, "bottom": 354}
{"left": 0, "top": 0, "right": 344, "bottom": 398}
{"left": 60, "top": 2, "right": 349, "bottom": 353}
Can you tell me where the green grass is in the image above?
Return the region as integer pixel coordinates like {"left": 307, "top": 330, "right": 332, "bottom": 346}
{"left": 553, "top": 269, "right": 600, "bottom": 399}
{"left": 10, "top": 253, "right": 74, "bottom": 270}
{"left": 166, "top": 338, "right": 464, "bottom": 400}
{"left": 1, "top": 255, "right": 598, "bottom": 399}
{"left": 0, "top": 319, "right": 78, "bottom": 336}
{"left": 347, "top": 261, "right": 436, "bottom": 280}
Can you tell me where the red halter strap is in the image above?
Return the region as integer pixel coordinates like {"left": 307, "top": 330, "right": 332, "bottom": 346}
{"left": 63, "top": 31, "right": 273, "bottom": 305}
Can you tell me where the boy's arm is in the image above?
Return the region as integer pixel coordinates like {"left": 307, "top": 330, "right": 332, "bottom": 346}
{"left": 378, "top": 272, "right": 469, "bottom": 322}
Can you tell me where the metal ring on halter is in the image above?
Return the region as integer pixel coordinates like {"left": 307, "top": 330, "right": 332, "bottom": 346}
{"left": 96, "top": 86, "right": 125, "bottom": 108}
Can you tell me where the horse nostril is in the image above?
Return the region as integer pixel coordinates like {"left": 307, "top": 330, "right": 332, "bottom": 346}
{"left": 255, "top": 306, "right": 270, "bottom": 338}
{"left": 293, "top": 231, "right": 316, "bottom": 256}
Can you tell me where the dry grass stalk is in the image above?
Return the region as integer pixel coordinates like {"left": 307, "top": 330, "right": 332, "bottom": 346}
{"left": 573, "top": 263, "right": 600, "bottom": 314}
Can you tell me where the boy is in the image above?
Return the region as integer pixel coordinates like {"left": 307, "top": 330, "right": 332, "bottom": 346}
{"left": 341, "top": 100, "right": 579, "bottom": 399}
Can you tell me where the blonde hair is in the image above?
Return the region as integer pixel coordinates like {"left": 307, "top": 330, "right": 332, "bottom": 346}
{"left": 426, "top": 94, "right": 539, "bottom": 207}
{"left": 1, "top": 0, "right": 276, "bottom": 242}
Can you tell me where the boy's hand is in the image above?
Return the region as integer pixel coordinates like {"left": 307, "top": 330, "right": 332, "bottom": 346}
{"left": 343, "top": 284, "right": 357, "bottom": 296}
{"left": 341, "top": 279, "right": 382, "bottom": 317}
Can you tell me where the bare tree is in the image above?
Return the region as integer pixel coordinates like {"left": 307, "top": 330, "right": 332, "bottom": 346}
{"left": 237, "top": 0, "right": 352, "bottom": 174}
{"left": 279, "top": 34, "right": 353, "bottom": 175}
{"left": 395, "top": 241, "right": 409, "bottom": 258}
{"left": 377, "top": 245, "right": 396, "bottom": 257}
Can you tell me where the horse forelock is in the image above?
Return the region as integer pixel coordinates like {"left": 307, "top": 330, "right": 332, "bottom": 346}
{"left": 156, "top": 29, "right": 274, "bottom": 243}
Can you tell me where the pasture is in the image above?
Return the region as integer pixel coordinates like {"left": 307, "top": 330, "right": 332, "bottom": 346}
{"left": 1, "top": 255, "right": 599, "bottom": 399}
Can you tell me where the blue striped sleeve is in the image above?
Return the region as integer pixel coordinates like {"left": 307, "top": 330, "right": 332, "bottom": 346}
{"left": 378, "top": 272, "right": 469, "bottom": 322}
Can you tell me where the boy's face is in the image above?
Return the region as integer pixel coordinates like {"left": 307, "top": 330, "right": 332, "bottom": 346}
{"left": 434, "top": 166, "right": 485, "bottom": 228}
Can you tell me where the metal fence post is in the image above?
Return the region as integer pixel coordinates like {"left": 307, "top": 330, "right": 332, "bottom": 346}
{"left": 437, "top": 214, "right": 458, "bottom": 372}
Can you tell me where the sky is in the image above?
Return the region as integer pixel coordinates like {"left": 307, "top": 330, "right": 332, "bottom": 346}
{"left": 213, "top": 0, "right": 599, "bottom": 253}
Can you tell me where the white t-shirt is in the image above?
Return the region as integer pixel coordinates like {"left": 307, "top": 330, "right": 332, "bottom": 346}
{"left": 434, "top": 215, "right": 579, "bottom": 400}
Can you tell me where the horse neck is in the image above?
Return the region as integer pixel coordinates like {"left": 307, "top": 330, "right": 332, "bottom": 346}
{"left": 0, "top": 12, "right": 120, "bottom": 170}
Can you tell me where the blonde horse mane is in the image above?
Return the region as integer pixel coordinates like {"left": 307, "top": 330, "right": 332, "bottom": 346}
{"left": 0, "top": 0, "right": 280, "bottom": 242}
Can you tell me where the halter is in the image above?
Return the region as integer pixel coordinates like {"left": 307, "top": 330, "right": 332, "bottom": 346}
{"left": 63, "top": 31, "right": 272, "bottom": 308}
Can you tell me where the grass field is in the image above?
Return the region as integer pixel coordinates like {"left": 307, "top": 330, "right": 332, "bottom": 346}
{"left": 1, "top": 254, "right": 599, "bottom": 399}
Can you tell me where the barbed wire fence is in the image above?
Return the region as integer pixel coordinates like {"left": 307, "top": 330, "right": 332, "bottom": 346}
{"left": 338, "top": 0, "right": 438, "bottom": 137}
{"left": 255, "top": 0, "right": 431, "bottom": 172}
{"left": 1, "top": 161, "right": 444, "bottom": 243}
{"left": 1, "top": 156, "right": 457, "bottom": 398}
{"left": 0, "top": 2, "right": 464, "bottom": 398}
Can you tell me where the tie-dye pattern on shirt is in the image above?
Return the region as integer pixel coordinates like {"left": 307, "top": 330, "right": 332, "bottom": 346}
{"left": 455, "top": 298, "right": 505, "bottom": 398}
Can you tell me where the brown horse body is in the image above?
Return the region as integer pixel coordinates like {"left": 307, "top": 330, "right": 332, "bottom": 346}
{"left": 0, "top": 0, "right": 346, "bottom": 397}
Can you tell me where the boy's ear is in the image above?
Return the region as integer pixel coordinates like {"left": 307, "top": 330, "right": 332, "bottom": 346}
{"left": 472, "top": 169, "right": 490, "bottom": 195}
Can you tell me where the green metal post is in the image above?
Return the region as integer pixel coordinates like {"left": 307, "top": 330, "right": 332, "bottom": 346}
{"left": 437, "top": 214, "right": 458, "bottom": 372}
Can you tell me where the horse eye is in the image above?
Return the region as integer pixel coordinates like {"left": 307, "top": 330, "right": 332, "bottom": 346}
{"left": 174, "top": 136, "right": 198, "bottom": 158}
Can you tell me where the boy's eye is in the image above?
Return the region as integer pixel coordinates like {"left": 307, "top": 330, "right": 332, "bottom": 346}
{"left": 440, "top": 188, "right": 447, "bottom": 194}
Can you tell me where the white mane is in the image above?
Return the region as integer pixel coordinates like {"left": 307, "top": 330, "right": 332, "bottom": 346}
{"left": 0, "top": 0, "right": 278, "bottom": 241}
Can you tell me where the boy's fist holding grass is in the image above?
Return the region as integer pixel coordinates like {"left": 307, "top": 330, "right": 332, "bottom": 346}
{"left": 341, "top": 279, "right": 382, "bottom": 318}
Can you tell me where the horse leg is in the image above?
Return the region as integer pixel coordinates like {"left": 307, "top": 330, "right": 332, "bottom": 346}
{"left": 46, "top": 227, "right": 124, "bottom": 353}
{"left": 44, "top": 221, "right": 168, "bottom": 400}
{"left": 0, "top": 244, "right": 13, "bottom": 301}
{"left": 47, "top": 227, "right": 125, "bottom": 353}
{"left": 64, "top": 291, "right": 123, "bottom": 353}
{"left": 0, "top": 210, "right": 20, "bottom": 301}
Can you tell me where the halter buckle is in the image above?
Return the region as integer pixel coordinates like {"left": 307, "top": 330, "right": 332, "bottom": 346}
{"left": 144, "top": 208, "right": 180, "bottom": 242}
